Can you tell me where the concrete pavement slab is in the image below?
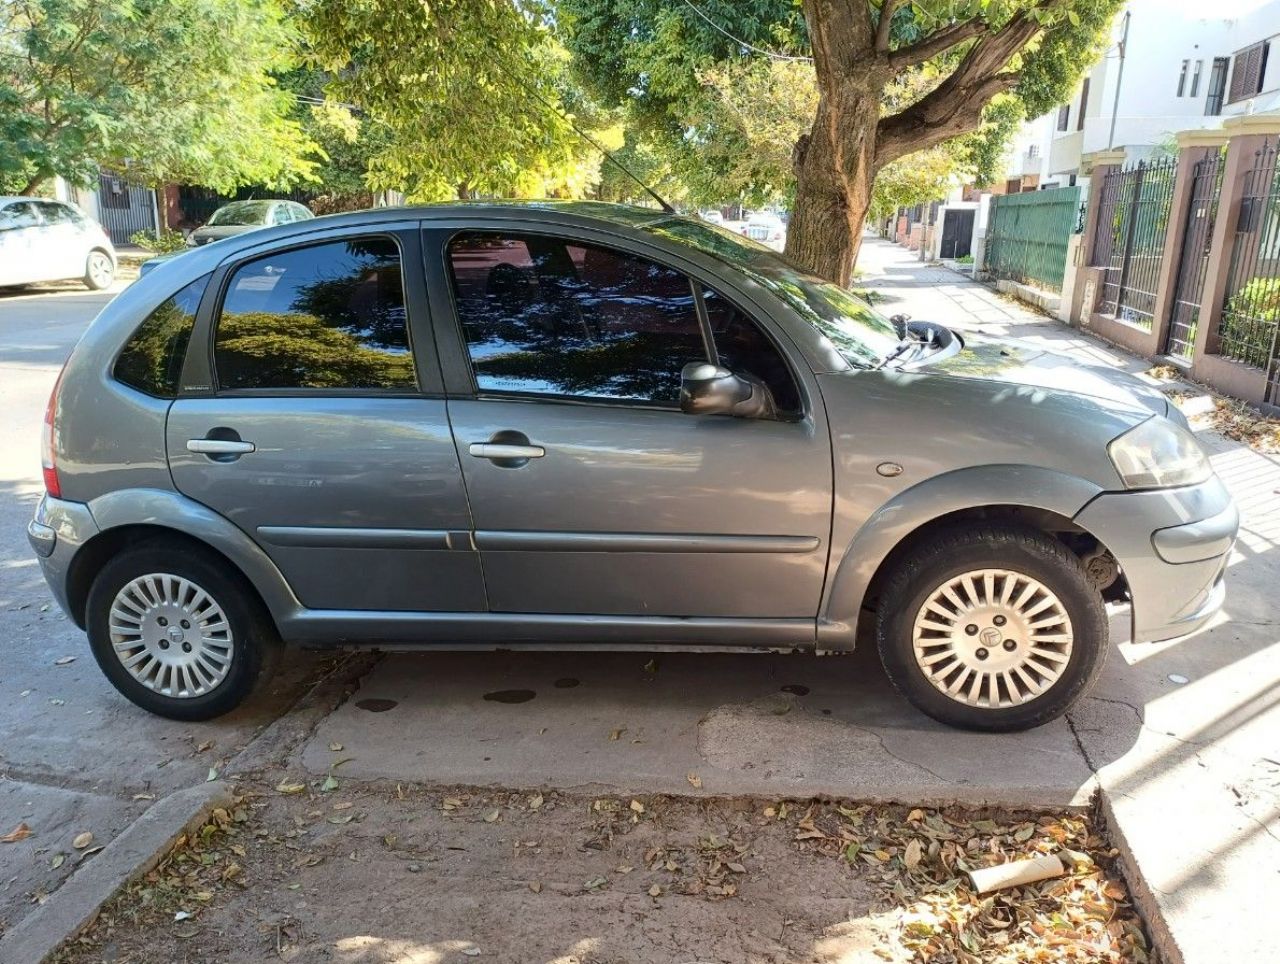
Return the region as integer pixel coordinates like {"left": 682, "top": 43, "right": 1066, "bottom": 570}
{"left": 301, "top": 645, "right": 1104, "bottom": 807}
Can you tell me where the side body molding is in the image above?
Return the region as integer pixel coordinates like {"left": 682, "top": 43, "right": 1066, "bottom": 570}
{"left": 818, "top": 465, "right": 1106, "bottom": 648}
{"left": 87, "top": 488, "right": 302, "bottom": 625}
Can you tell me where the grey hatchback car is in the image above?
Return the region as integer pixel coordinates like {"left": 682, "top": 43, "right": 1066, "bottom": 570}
{"left": 29, "top": 202, "right": 1238, "bottom": 731}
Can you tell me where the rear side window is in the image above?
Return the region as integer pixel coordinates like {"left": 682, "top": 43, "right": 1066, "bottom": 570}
{"left": 213, "top": 237, "right": 415, "bottom": 391}
{"left": 0, "top": 202, "right": 40, "bottom": 231}
{"left": 447, "top": 232, "right": 707, "bottom": 404}
{"left": 114, "top": 276, "right": 208, "bottom": 397}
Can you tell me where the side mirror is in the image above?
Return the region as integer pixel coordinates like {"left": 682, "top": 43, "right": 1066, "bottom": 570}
{"left": 890, "top": 312, "right": 911, "bottom": 340}
{"left": 679, "top": 361, "right": 777, "bottom": 419}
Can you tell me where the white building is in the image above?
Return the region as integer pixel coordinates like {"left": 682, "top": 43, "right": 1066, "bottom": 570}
{"left": 1007, "top": 0, "right": 1280, "bottom": 185}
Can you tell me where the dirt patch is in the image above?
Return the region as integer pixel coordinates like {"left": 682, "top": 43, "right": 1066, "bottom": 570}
{"left": 54, "top": 782, "right": 1152, "bottom": 964}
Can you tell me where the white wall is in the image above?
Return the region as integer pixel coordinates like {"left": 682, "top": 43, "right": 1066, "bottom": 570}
{"left": 1013, "top": 0, "right": 1280, "bottom": 178}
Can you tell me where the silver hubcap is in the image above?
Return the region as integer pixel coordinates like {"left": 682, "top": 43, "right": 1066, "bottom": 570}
{"left": 88, "top": 253, "right": 112, "bottom": 286}
{"left": 109, "top": 573, "right": 234, "bottom": 698}
{"left": 911, "top": 568, "right": 1073, "bottom": 709}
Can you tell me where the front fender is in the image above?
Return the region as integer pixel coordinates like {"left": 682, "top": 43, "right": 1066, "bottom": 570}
{"left": 87, "top": 488, "right": 302, "bottom": 625}
{"left": 818, "top": 465, "right": 1104, "bottom": 647}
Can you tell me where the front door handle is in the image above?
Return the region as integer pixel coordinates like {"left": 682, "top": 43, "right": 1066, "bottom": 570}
{"left": 187, "top": 438, "right": 256, "bottom": 455}
{"left": 468, "top": 442, "right": 545, "bottom": 461}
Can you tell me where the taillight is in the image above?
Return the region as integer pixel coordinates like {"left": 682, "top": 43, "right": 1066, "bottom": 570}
{"left": 42, "top": 367, "right": 65, "bottom": 498}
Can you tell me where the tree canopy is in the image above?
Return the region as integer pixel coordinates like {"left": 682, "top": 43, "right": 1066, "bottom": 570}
{"left": 0, "top": 0, "right": 318, "bottom": 196}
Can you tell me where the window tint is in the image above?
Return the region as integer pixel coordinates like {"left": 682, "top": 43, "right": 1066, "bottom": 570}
{"left": 214, "top": 237, "right": 415, "bottom": 391}
{"left": 702, "top": 288, "right": 800, "bottom": 414}
{"left": 34, "top": 201, "right": 76, "bottom": 224}
{"left": 448, "top": 233, "right": 707, "bottom": 404}
{"left": 114, "top": 276, "right": 208, "bottom": 397}
{"left": 0, "top": 202, "right": 39, "bottom": 231}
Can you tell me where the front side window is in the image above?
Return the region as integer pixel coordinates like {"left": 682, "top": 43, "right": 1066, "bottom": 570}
{"left": 702, "top": 287, "right": 800, "bottom": 414}
{"left": 114, "top": 276, "right": 208, "bottom": 397}
{"left": 214, "top": 237, "right": 415, "bottom": 391}
{"left": 645, "top": 219, "right": 901, "bottom": 369}
{"left": 447, "top": 232, "right": 707, "bottom": 404}
{"left": 34, "top": 201, "right": 76, "bottom": 224}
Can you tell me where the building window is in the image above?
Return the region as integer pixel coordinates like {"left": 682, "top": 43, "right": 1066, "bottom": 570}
{"left": 1206, "top": 57, "right": 1230, "bottom": 114}
{"left": 1056, "top": 104, "right": 1070, "bottom": 131}
{"left": 1077, "top": 78, "right": 1090, "bottom": 131}
{"left": 1229, "top": 41, "right": 1270, "bottom": 104}
{"left": 1190, "top": 59, "right": 1203, "bottom": 97}
{"left": 1177, "top": 60, "right": 1189, "bottom": 96}
{"left": 1027, "top": 143, "right": 1041, "bottom": 158}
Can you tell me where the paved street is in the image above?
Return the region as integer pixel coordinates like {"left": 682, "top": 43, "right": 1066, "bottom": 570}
{"left": 0, "top": 282, "right": 328, "bottom": 933}
{"left": 0, "top": 244, "right": 1277, "bottom": 962}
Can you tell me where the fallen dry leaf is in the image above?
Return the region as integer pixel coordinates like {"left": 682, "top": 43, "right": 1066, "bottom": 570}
{"left": 72, "top": 831, "right": 93, "bottom": 849}
{"left": 686, "top": 772, "right": 702, "bottom": 789}
{"left": 2, "top": 823, "right": 32, "bottom": 844}
{"left": 275, "top": 780, "right": 307, "bottom": 795}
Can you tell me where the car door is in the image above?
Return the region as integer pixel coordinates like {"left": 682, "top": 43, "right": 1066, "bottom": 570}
{"left": 166, "top": 226, "right": 486, "bottom": 613}
{"left": 0, "top": 201, "right": 46, "bottom": 285}
{"left": 430, "top": 225, "right": 833, "bottom": 622}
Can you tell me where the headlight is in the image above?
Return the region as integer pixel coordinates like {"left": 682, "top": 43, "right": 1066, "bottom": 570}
{"left": 1108, "top": 418, "right": 1212, "bottom": 489}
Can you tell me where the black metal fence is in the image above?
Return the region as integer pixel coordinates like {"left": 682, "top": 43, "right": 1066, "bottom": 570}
{"left": 95, "top": 172, "right": 157, "bottom": 246}
{"left": 1219, "top": 139, "right": 1280, "bottom": 403}
{"left": 1164, "top": 149, "right": 1225, "bottom": 361}
{"left": 1090, "top": 157, "right": 1178, "bottom": 330}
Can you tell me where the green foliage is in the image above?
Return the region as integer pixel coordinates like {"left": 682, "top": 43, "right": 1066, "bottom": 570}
{"left": 1223, "top": 277, "right": 1280, "bottom": 369}
{"left": 0, "top": 0, "right": 319, "bottom": 195}
{"left": 130, "top": 230, "right": 189, "bottom": 254}
{"left": 217, "top": 311, "right": 415, "bottom": 389}
{"left": 563, "top": 0, "right": 1121, "bottom": 230}
{"left": 304, "top": 0, "right": 602, "bottom": 201}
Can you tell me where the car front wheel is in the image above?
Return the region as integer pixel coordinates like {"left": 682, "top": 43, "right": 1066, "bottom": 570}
{"left": 86, "top": 543, "right": 280, "bottom": 720}
{"left": 876, "top": 526, "right": 1107, "bottom": 732}
{"left": 83, "top": 250, "right": 115, "bottom": 290}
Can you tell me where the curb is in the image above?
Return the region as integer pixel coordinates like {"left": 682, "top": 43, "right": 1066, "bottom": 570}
{"left": 1098, "top": 788, "right": 1183, "bottom": 964}
{"left": 0, "top": 782, "right": 233, "bottom": 964}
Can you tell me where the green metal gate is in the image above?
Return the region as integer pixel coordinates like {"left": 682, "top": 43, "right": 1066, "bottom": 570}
{"left": 985, "top": 186, "right": 1083, "bottom": 293}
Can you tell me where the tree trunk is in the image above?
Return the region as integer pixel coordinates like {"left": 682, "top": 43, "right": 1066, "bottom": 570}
{"left": 20, "top": 173, "right": 48, "bottom": 196}
{"left": 784, "top": 86, "right": 879, "bottom": 287}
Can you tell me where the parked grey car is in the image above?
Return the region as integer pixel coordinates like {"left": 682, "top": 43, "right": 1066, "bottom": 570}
{"left": 29, "top": 202, "right": 1237, "bottom": 730}
{"left": 187, "top": 199, "right": 313, "bottom": 247}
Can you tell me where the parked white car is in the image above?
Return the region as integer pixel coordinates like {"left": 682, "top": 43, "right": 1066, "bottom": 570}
{"left": 743, "top": 211, "right": 787, "bottom": 251}
{"left": 0, "top": 197, "right": 117, "bottom": 289}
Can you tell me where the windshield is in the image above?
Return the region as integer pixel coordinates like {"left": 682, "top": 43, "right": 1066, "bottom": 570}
{"left": 208, "top": 201, "right": 274, "bottom": 226}
{"left": 645, "top": 218, "right": 902, "bottom": 368}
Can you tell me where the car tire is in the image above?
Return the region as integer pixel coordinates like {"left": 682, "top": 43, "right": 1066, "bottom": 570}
{"left": 876, "top": 526, "right": 1107, "bottom": 732}
{"left": 85, "top": 542, "right": 281, "bottom": 721}
{"left": 83, "top": 250, "right": 115, "bottom": 290}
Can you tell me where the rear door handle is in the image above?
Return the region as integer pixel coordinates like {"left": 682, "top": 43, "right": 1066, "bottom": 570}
{"left": 187, "top": 439, "right": 256, "bottom": 455}
{"left": 468, "top": 443, "right": 545, "bottom": 461}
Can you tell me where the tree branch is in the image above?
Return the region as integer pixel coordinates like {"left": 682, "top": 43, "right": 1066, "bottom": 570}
{"left": 873, "top": 8, "right": 1043, "bottom": 167}
{"left": 875, "top": 71, "right": 1020, "bottom": 166}
{"left": 885, "top": 0, "right": 1058, "bottom": 70}
{"left": 887, "top": 18, "right": 988, "bottom": 69}
{"left": 874, "top": 0, "right": 901, "bottom": 53}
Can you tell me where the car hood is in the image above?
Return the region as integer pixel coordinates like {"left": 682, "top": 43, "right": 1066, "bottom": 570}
{"left": 915, "top": 331, "right": 1170, "bottom": 418}
{"left": 189, "top": 224, "right": 261, "bottom": 245}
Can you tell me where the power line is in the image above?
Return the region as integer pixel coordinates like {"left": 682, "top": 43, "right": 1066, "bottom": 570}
{"left": 678, "top": 0, "right": 812, "bottom": 63}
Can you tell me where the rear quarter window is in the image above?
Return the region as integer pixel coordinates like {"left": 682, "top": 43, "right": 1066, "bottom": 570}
{"left": 113, "top": 276, "right": 208, "bottom": 397}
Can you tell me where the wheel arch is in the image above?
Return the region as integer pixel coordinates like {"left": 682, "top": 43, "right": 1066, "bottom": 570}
{"left": 819, "top": 465, "right": 1125, "bottom": 646}
{"left": 70, "top": 489, "right": 300, "bottom": 631}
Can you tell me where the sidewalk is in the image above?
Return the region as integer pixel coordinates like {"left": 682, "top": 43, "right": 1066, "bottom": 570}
{"left": 858, "top": 238, "right": 1280, "bottom": 964}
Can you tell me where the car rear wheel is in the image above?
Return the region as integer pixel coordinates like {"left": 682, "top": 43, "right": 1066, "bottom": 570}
{"left": 876, "top": 526, "right": 1107, "bottom": 732}
{"left": 86, "top": 544, "right": 280, "bottom": 720}
{"left": 83, "top": 250, "right": 114, "bottom": 290}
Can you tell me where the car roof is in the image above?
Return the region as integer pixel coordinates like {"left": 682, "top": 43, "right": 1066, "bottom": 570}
{"left": 0, "top": 196, "right": 68, "bottom": 205}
